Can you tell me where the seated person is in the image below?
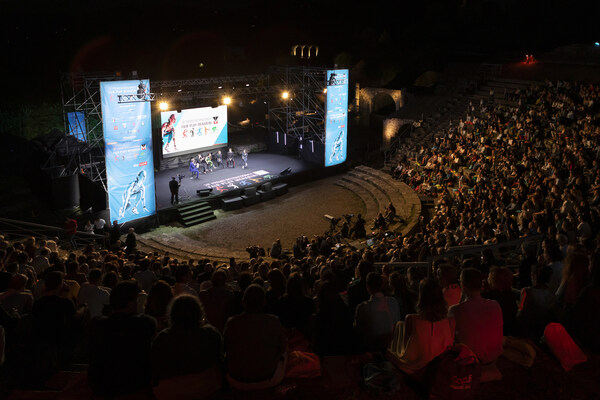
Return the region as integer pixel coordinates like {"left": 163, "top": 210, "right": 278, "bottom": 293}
{"left": 387, "top": 278, "right": 455, "bottom": 375}
{"left": 372, "top": 213, "right": 386, "bottom": 231}
{"left": 88, "top": 281, "right": 156, "bottom": 397}
{"left": 517, "top": 265, "right": 555, "bottom": 339}
{"left": 223, "top": 284, "right": 287, "bottom": 390}
{"left": 0, "top": 273, "right": 34, "bottom": 316}
{"left": 151, "top": 295, "right": 223, "bottom": 397}
{"left": 189, "top": 159, "right": 200, "bottom": 179}
{"left": 384, "top": 202, "right": 397, "bottom": 223}
{"left": 354, "top": 272, "right": 401, "bottom": 352}
{"left": 449, "top": 268, "right": 503, "bottom": 366}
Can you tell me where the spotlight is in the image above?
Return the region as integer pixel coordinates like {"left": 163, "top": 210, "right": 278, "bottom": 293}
{"left": 159, "top": 102, "right": 168, "bottom": 111}
{"left": 323, "top": 88, "right": 327, "bottom": 94}
{"left": 282, "top": 91, "right": 289, "bottom": 99}
{"left": 223, "top": 97, "right": 231, "bottom": 105}
{"left": 595, "top": 42, "right": 600, "bottom": 47}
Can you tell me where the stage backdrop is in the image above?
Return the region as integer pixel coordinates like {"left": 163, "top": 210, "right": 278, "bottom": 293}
{"left": 160, "top": 105, "right": 228, "bottom": 158}
{"left": 324, "top": 69, "right": 349, "bottom": 167}
{"left": 100, "top": 80, "right": 156, "bottom": 224}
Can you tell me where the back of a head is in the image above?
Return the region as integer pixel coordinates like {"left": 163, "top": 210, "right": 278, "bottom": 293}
{"left": 175, "top": 264, "right": 191, "bottom": 283}
{"left": 8, "top": 274, "right": 27, "bottom": 291}
{"left": 44, "top": 271, "right": 64, "bottom": 292}
{"left": 546, "top": 243, "right": 563, "bottom": 263}
{"left": 88, "top": 269, "right": 103, "bottom": 284}
{"left": 237, "top": 271, "right": 252, "bottom": 293}
{"left": 210, "top": 269, "right": 227, "bottom": 288}
{"left": 534, "top": 265, "right": 553, "bottom": 285}
{"left": 242, "top": 284, "right": 265, "bottom": 313}
{"left": 146, "top": 280, "right": 174, "bottom": 317}
{"left": 357, "top": 260, "right": 373, "bottom": 280}
{"left": 66, "top": 261, "right": 79, "bottom": 275}
{"left": 417, "top": 278, "right": 448, "bottom": 322}
{"left": 168, "top": 294, "right": 204, "bottom": 330}
{"left": 437, "top": 263, "right": 458, "bottom": 287}
{"left": 110, "top": 281, "right": 141, "bottom": 311}
{"left": 488, "top": 266, "right": 514, "bottom": 292}
{"left": 460, "top": 268, "right": 483, "bottom": 292}
{"left": 286, "top": 272, "right": 304, "bottom": 298}
{"left": 366, "top": 272, "right": 383, "bottom": 294}
{"left": 267, "top": 268, "right": 286, "bottom": 294}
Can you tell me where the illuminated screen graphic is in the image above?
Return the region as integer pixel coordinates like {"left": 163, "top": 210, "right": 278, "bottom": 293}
{"left": 100, "top": 80, "right": 156, "bottom": 224}
{"left": 324, "top": 69, "right": 348, "bottom": 167}
{"left": 160, "top": 105, "right": 228, "bottom": 157}
{"left": 67, "top": 111, "right": 86, "bottom": 141}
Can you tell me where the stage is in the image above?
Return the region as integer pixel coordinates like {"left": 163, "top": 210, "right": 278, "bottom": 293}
{"left": 154, "top": 152, "right": 317, "bottom": 210}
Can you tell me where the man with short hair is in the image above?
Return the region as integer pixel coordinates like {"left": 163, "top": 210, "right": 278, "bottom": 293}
{"left": 30, "top": 271, "right": 78, "bottom": 384}
{"left": 448, "top": 268, "right": 503, "bottom": 365}
{"left": 33, "top": 248, "right": 50, "bottom": 275}
{"left": 77, "top": 269, "right": 110, "bottom": 319}
{"left": 199, "top": 269, "right": 235, "bottom": 332}
{"left": 224, "top": 284, "right": 287, "bottom": 389}
{"left": 88, "top": 281, "right": 156, "bottom": 396}
{"left": 354, "top": 272, "right": 401, "bottom": 352}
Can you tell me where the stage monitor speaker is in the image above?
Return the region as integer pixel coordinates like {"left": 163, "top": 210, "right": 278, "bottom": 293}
{"left": 196, "top": 188, "right": 213, "bottom": 197}
{"left": 280, "top": 167, "right": 292, "bottom": 176}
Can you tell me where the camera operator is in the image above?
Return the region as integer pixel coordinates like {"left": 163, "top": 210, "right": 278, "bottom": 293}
{"left": 350, "top": 213, "right": 366, "bottom": 239}
{"left": 169, "top": 176, "right": 180, "bottom": 205}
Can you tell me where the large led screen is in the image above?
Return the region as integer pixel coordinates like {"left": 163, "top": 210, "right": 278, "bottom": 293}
{"left": 67, "top": 111, "right": 86, "bottom": 141}
{"left": 160, "top": 105, "right": 228, "bottom": 157}
{"left": 324, "top": 69, "right": 348, "bottom": 167}
{"left": 100, "top": 80, "right": 156, "bottom": 224}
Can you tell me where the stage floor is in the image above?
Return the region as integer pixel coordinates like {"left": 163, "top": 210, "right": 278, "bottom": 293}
{"left": 154, "top": 152, "right": 316, "bottom": 210}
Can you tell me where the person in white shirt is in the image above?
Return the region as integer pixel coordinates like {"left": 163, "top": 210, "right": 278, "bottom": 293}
{"left": 77, "top": 269, "right": 110, "bottom": 319}
{"left": 32, "top": 248, "right": 50, "bottom": 275}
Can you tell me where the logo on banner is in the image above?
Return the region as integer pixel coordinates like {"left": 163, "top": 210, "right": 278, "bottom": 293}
{"left": 213, "top": 116, "right": 219, "bottom": 124}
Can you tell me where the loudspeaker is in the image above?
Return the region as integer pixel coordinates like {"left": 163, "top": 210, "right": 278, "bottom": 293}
{"left": 197, "top": 188, "right": 213, "bottom": 197}
{"left": 280, "top": 167, "right": 292, "bottom": 176}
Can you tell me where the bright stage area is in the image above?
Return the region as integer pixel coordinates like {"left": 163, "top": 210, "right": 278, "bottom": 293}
{"left": 153, "top": 152, "right": 317, "bottom": 210}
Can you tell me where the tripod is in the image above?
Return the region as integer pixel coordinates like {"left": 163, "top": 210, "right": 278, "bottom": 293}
{"left": 178, "top": 180, "right": 192, "bottom": 202}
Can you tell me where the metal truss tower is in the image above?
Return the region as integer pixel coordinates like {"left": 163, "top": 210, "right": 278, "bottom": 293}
{"left": 57, "top": 72, "right": 123, "bottom": 191}
{"left": 268, "top": 66, "right": 328, "bottom": 144}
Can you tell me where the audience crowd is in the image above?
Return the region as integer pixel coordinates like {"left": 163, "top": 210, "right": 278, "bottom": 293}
{"left": 0, "top": 80, "right": 598, "bottom": 397}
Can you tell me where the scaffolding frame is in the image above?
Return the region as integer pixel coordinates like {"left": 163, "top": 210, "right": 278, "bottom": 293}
{"left": 268, "top": 66, "right": 328, "bottom": 143}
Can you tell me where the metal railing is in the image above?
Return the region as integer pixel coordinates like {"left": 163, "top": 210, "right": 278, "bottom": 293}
{"left": 374, "top": 234, "right": 543, "bottom": 277}
{"left": 0, "top": 218, "right": 106, "bottom": 250}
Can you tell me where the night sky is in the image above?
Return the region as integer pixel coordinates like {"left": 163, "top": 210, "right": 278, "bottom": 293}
{"left": 2, "top": 0, "right": 599, "bottom": 107}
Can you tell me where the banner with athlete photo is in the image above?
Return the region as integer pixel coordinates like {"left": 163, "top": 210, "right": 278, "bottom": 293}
{"left": 101, "top": 80, "right": 156, "bottom": 224}
{"left": 160, "top": 105, "right": 228, "bottom": 157}
{"left": 325, "top": 69, "right": 348, "bottom": 167}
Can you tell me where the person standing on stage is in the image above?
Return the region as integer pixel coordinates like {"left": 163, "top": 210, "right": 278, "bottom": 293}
{"left": 241, "top": 149, "right": 248, "bottom": 169}
{"left": 169, "top": 177, "right": 180, "bottom": 205}
{"left": 227, "top": 148, "right": 235, "bottom": 168}
{"left": 215, "top": 150, "right": 224, "bottom": 169}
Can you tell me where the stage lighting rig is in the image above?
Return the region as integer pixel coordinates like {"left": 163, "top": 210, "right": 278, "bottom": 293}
{"left": 159, "top": 102, "right": 169, "bottom": 111}
{"left": 223, "top": 97, "right": 232, "bottom": 105}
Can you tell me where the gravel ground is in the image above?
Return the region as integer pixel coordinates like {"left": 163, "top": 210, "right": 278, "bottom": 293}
{"left": 181, "top": 175, "right": 366, "bottom": 253}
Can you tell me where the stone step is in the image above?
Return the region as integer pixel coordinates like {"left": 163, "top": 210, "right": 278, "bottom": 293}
{"left": 335, "top": 179, "right": 379, "bottom": 222}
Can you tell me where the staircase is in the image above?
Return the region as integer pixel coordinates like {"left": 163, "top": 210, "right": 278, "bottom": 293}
{"left": 176, "top": 201, "right": 216, "bottom": 227}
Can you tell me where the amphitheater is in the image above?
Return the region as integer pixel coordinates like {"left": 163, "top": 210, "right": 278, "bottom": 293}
{"left": 137, "top": 166, "right": 422, "bottom": 261}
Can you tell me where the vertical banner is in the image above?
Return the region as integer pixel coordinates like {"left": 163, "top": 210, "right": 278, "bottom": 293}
{"left": 325, "top": 69, "right": 349, "bottom": 167}
{"left": 101, "top": 80, "right": 156, "bottom": 224}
